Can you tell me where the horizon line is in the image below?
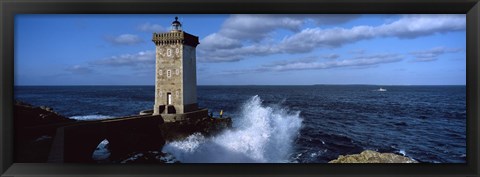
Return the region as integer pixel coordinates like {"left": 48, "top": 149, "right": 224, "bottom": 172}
{"left": 14, "top": 84, "right": 467, "bottom": 87}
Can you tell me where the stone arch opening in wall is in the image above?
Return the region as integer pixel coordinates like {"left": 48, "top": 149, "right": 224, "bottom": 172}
{"left": 92, "top": 138, "right": 111, "bottom": 162}
{"left": 61, "top": 124, "right": 111, "bottom": 162}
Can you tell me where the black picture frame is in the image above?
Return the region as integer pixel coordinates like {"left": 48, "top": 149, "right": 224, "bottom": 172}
{"left": 1, "top": 0, "right": 479, "bottom": 176}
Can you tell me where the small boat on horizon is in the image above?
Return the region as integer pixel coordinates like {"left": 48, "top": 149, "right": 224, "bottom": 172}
{"left": 377, "top": 88, "right": 387, "bottom": 92}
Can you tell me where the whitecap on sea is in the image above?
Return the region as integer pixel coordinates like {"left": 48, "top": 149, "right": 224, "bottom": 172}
{"left": 70, "top": 115, "right": 113, "bottom": 121}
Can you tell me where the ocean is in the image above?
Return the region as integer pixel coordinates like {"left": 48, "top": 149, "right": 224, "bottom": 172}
{"left": 14, "top": 85, "right": 466, "bottom": 163}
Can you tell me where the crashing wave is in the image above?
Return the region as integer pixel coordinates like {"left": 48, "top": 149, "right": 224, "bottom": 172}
{"left": 162, "top": 95, "right": 303, "bottom": 163}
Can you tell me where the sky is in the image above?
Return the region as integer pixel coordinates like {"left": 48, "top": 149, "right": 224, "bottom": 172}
{"left": 14, "top": 14, "right": 466, "bottom": 86}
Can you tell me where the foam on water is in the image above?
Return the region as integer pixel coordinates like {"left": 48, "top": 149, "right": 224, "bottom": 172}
{"left": 162, "top": 95, "right": 303, "bottom": 163}
{"left": 70, "top": 115, "right": 113, "bottom": 121}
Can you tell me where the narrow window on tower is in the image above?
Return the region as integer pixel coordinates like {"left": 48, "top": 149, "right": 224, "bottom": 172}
{"left": 176, "top": 69, "right": 179, "bottom": 75}
{"left": 175, "top": 48, "right": 179, "bottom": 54}
{"left": 167, "top": 70, "right": 171, "bottom": 78}
{"left": 159, "top": 69, "right": 163, "bottom": 75}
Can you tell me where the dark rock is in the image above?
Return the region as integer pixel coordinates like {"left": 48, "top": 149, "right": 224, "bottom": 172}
{"left": 15, "top": 100, "right": 76, "bottom": 162}
{"left": 119, "top": 151, "right": 180, "bottom": 163}
{"left": 15, "top": 100, "right": 32, "bottom": 106}
{"left": 15, "top": 101, "right": 75, "bottom": 127}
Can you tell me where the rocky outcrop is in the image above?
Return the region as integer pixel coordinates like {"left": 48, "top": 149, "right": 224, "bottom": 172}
{"left": 15, "top": 100, "right": 75, "bottom": 127}
{"left": 329, "top": 150, "right": 418, "bottom": 163}
{"left": 15, "top": 100, "right": 76, "bottom": 162}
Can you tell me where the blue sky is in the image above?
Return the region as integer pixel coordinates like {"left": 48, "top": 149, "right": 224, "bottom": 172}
{"left": 15, "top": 14, "right": 466, "bottom": 86}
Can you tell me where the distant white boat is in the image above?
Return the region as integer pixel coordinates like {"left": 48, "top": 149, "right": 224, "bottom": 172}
{"left": 377, "top": 88, "right": 387, "bottom": 92}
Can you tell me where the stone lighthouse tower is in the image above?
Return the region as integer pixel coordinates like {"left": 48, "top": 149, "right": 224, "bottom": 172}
{"left": 152, "top": 17, "right": 207, "bottom": 122}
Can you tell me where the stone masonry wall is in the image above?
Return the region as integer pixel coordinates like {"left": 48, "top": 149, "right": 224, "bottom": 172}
{"left": 182, "top": 45, "right": 197, "bottom": 106}
{"left": 153, "top": 42, "right": 184, "bottom": 114}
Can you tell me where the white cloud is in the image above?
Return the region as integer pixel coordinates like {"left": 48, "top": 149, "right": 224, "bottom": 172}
{"left": 262, "top": 57, "right": 318, "bottom": 68}
{"left": 279, "top": 15, "right": 465, "bottom": 53}
{"left": 223, "top": 53, "right": 403, "bottom": 75}
{"left": 410, "top": 46, "right": 463, "bottom": 62}
{"left": 198, "top": 44, "right": 281, "bottom": 62}
{"left": 321, "top": 54, "right": 340, "bottom": 59}
{"left": 138, "top": 22, "right": 166, "bottom": 32}
{"left": 106, "top": 34, "right": 143, "bottom": 45}
{"left": 376, "top": 15, "right": 466, "bottom": 39}
{"left": 278, "top": 26, "right": 375, "bottom": 53}
{"left": 93, "top": 50, "right": 155, "bottom": 67}
{"left": 207, "top": 14, "right": 360, "bottom": 43}
{"left": 197, "top": 14, "right": 358, "bottom": 48}
{"left": 218, "top": 15, "right": 303, "bottom": 40}
{"left": 198, "top": 14, "right": 360, "bottom": 62}
{"left": 265, "top": 54, "right": 403, "bottom": 71}
{"left": 201, "top": 33, "right": 243, "bottom": 50}
{"left": 199, "top": 14, "right": 465, "bottom": 63}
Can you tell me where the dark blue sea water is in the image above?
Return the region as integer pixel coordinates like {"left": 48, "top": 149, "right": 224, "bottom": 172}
{"left": 14, "top": 85, "right": 466, "bottom": 163}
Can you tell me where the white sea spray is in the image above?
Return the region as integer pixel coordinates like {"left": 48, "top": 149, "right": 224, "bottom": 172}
{"left": 162, "top": 95, "right": 303, "bottom": 163}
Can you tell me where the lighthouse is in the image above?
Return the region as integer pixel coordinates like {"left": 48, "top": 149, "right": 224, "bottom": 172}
{"left": 152, "top": 17, "right": 207, "bottom": 122}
